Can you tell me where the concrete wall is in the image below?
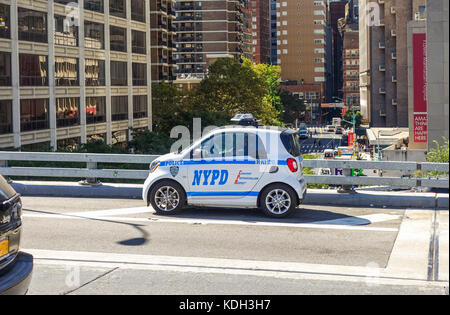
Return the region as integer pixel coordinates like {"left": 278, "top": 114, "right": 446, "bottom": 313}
{"left": 426, "top": 0, "right": 449, "bottom": 150}
{"left": 382, "top": 147, "right": 427, "bottom": 162}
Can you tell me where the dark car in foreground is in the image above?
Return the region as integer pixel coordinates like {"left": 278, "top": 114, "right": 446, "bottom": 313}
{"left": 0, "top": 176, "right": 33, "bottom": 295}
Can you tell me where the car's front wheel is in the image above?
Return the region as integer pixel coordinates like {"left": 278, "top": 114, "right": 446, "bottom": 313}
{"left": 149, "top": 180, "right": 186, "bottom": 215}
{"left": 259, "top": 184, "right": 297, "bottom": 218}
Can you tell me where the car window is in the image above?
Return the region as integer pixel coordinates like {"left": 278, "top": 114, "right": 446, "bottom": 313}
{"left": 247, "top": 132, "right": 267, "bottom": 159}
{"left": 281, "top": 132, "right": 301, "bottom": 157}
{"left": 191, "top": 131, "right": 268, "bottom": 160}
{"left": 200, "top": 133, "right": 224, "bottom": 159}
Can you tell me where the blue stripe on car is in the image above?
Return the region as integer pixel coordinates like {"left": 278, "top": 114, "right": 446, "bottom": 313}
{"left": 160, "top": 158, "right": 302, "bottom": 167}
{"left": 187, "top": 191, "right": 259, "bottom": 197}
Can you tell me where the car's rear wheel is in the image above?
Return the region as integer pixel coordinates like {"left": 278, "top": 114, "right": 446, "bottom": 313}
{"left": 149, "top": 180, "right": 186, "bottom": 215}
{"left": 259, "top": 184, "right": 297, "bottom": 218}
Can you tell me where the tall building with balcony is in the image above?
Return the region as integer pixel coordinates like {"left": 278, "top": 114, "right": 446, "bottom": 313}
{"left": 0, "top": 0, "right": 152, "bottom": 150}
{"left": 359, "top": 0, "right": 425, "bottom": 127}
{"left": 269, "top": 0, "right": 278, "bottom": 64}
{"left": 150, "top": 0, "right": 176, "bottom": 83}
{"left": 173, "top": 0, "right": 248, "bottom": 86}
{"left": 277, "top": 0, "right": 328, "bottom": 123}
{"left": 248, "top": 0, "right": 271, "bottom": 64}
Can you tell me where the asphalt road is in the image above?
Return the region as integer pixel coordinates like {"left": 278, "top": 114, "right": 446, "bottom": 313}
{"left": 299, "top": 131, "right": 343, "bottom": 154}
{"left": 17, "top": 196, "right": 448, "bottom": 295}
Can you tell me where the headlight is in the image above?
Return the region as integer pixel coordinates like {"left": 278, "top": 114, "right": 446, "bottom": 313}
{"left": 149, "top": 161, "right": 160, "bottom": 173}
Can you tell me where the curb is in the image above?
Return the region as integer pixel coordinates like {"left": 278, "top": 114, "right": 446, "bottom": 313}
{"left": 11, "top": 181, "right": 447, "bottom": 209}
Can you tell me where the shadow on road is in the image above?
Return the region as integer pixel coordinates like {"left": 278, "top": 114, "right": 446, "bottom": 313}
{"left": 151, "top": 206, "right": 372, "bottom": 226}
{"left": 23, "top": 208, "right": 150, "bottom": 247}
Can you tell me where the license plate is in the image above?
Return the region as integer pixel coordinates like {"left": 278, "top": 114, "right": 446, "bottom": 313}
{"left": 0, "top": 239, "right": 9, "bottom": 258}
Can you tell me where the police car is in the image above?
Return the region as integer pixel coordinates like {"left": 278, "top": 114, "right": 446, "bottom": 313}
{"left": 142, "top": 123, "right": 307, "bottom": 218}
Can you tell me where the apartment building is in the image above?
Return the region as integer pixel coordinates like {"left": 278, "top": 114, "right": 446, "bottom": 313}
{"left": 276, "top": 0, "right": 328, "bottom": 122}
{"left": 359, "top": 0, "right": 425, "bottom": 128}
{"left": 0, "top": 0, "right": 152, "bottom": 150}
{"left": 342, "top": 29, "right": 360, "bottom": 108}
{"left": 328, "top": 0, "right": 346, "bottom": 100}
{"left": 248, "top": 0, "right": 270, "bottom": 64}
{"left": 173, "top": 0, "right": 247, "bottom": 83}
{"left": 269, "top": 0, "right": 277, "bottom": 64}
{"left": 150, "top": 0, "right": 176, "bottom": 83}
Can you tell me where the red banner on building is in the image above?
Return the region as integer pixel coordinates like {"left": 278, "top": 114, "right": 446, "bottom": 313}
{"left": 413, "top": 33, "right": 427, "bottom": 143}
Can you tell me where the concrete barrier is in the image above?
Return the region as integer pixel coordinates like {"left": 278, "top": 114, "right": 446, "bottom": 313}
{"left": 11, "top": 181, "right": 448, "bottom": 209}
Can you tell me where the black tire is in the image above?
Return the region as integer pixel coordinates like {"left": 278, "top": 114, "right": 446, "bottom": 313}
{"left": 149, "top": 180, "right": 186, "bottom": 215}
{"left": 259, "top": 184, "right": 298, "bottom": 218}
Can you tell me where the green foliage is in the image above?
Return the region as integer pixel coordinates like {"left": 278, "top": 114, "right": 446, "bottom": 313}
{"left": 280, "top": 90, "right": 306, "bottom": 125}
{"left": 342, "top": 108, "right": 363, "bottom": 129}
{"left": 127, "top": 129, "right": 175, "bottom": 155}
{"left": 424, "top": 137, "right": 449, "bottom": 177}
{"left": 426, "top": 137, "right": 449, "bottom": 164}
{"left": 151, "top": 58, "right": 286, "bottom": 133}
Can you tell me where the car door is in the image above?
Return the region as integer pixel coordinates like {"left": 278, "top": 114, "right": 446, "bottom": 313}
{"left": 186, "top": 131, "right": 268, "bottom": 205}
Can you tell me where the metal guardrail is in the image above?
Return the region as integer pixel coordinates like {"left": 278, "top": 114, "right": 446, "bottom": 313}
{"left": 0, "top": 152, "right": 448, "bottom": 189}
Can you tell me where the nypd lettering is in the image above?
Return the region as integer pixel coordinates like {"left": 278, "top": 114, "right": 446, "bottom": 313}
{"left": 192, "top": 170, "right": 229, "bottom": 186}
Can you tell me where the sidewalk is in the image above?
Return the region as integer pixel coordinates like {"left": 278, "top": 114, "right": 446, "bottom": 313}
{"left": 11, "top": 180, "right": 449, "bottom": 209}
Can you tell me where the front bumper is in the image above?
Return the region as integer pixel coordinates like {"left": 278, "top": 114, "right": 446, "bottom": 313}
{"left": 0, "top": 252, "right": 33, "bottom": 295}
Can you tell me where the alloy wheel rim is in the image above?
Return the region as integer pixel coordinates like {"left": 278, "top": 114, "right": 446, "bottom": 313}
{"left": 265, "top": 189, "right": 291, "bottom": 215}
{"left": 155, "top": 186, "right": 180, "bottom": 211}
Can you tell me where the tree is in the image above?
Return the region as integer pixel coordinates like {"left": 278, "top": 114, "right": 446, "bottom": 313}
{"left": 152, "top": 82, "right": 186, "bottom": 135}
{"left": 127, "top": 129, "right": 175, "bottom": 155}
{"left": 342, "top": 108, "right": 363, "bottom": 129}
{"left": 279, "top": 90, "right": 305, "bottom": 125}
{"left": 195, "top": 58, "right": 281, "bottom": 125}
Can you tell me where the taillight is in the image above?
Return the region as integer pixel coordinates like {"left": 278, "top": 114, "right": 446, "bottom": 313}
{"left": 287, "top": 158, "right": 298, "bottom": 172}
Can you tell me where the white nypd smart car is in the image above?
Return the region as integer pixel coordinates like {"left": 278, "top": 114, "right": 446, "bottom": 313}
{"left": 143, "top": 125, "right": 307, "bottom": 218}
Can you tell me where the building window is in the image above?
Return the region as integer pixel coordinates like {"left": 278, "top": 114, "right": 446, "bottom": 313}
{"left": 0, "top": 52, "right": 11, "bottom": 86}
{"left": 0, "top": 100, "right": 12, "bottom": 134}
{"left": 0, "top": 4, "right": 10, "bottom": 39}
{"left": 111, "top": 96, "right": 128, "bottom": 121}
{"left": 84, "top": 0, "right": 104, "bottom": 13}
{"left": 132, "top": 63, "right": 147, "bottom": 86}
{"left": 133, "top": 95, "right": 147, "bottom": 119}
{"left": 54, "top": 15, "right": 78, "bottom": 47}
{"left": 131, "top": 0, "right": 146, "bottom": 23}
{"left": 132, "top": 30, "right": 146, "bottom": 54}
{"left": 20, "top": 98, "right": 49, "bottom": 132}
{"left": 19, "top": 54, "right": 48, "bottom": 86}
{"left": 86, "top": 97, "right": 106, "bottom": 124}
{"left": 110, "top": 61, "right": 128, "bottom": 86}
{"left": 85, "top": 59, "right": 105, "bottom": 86}
{"left": 18, "top": 8, "right": 47, "bottom": 43}
{"left": 110, "top": 0, "right": 126, "bottom": 19}
{"left": 56, "top": 97, "right": 80, "bottom": 128}
{"left": 85, "top": 21, "right": 104, "bottom": 49}
{"left": 110, "top": 26, "right": 127, "bottom": 52}
{"left": 55, "top": 57, "right": 79, "bottom": 86}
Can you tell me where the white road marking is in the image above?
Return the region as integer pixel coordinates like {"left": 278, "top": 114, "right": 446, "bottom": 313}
{"left": 24, "top": 248, "right": 444, "bottom": 287}
{"left": 23, "top": 207, "right": 400, "bottom": 232}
